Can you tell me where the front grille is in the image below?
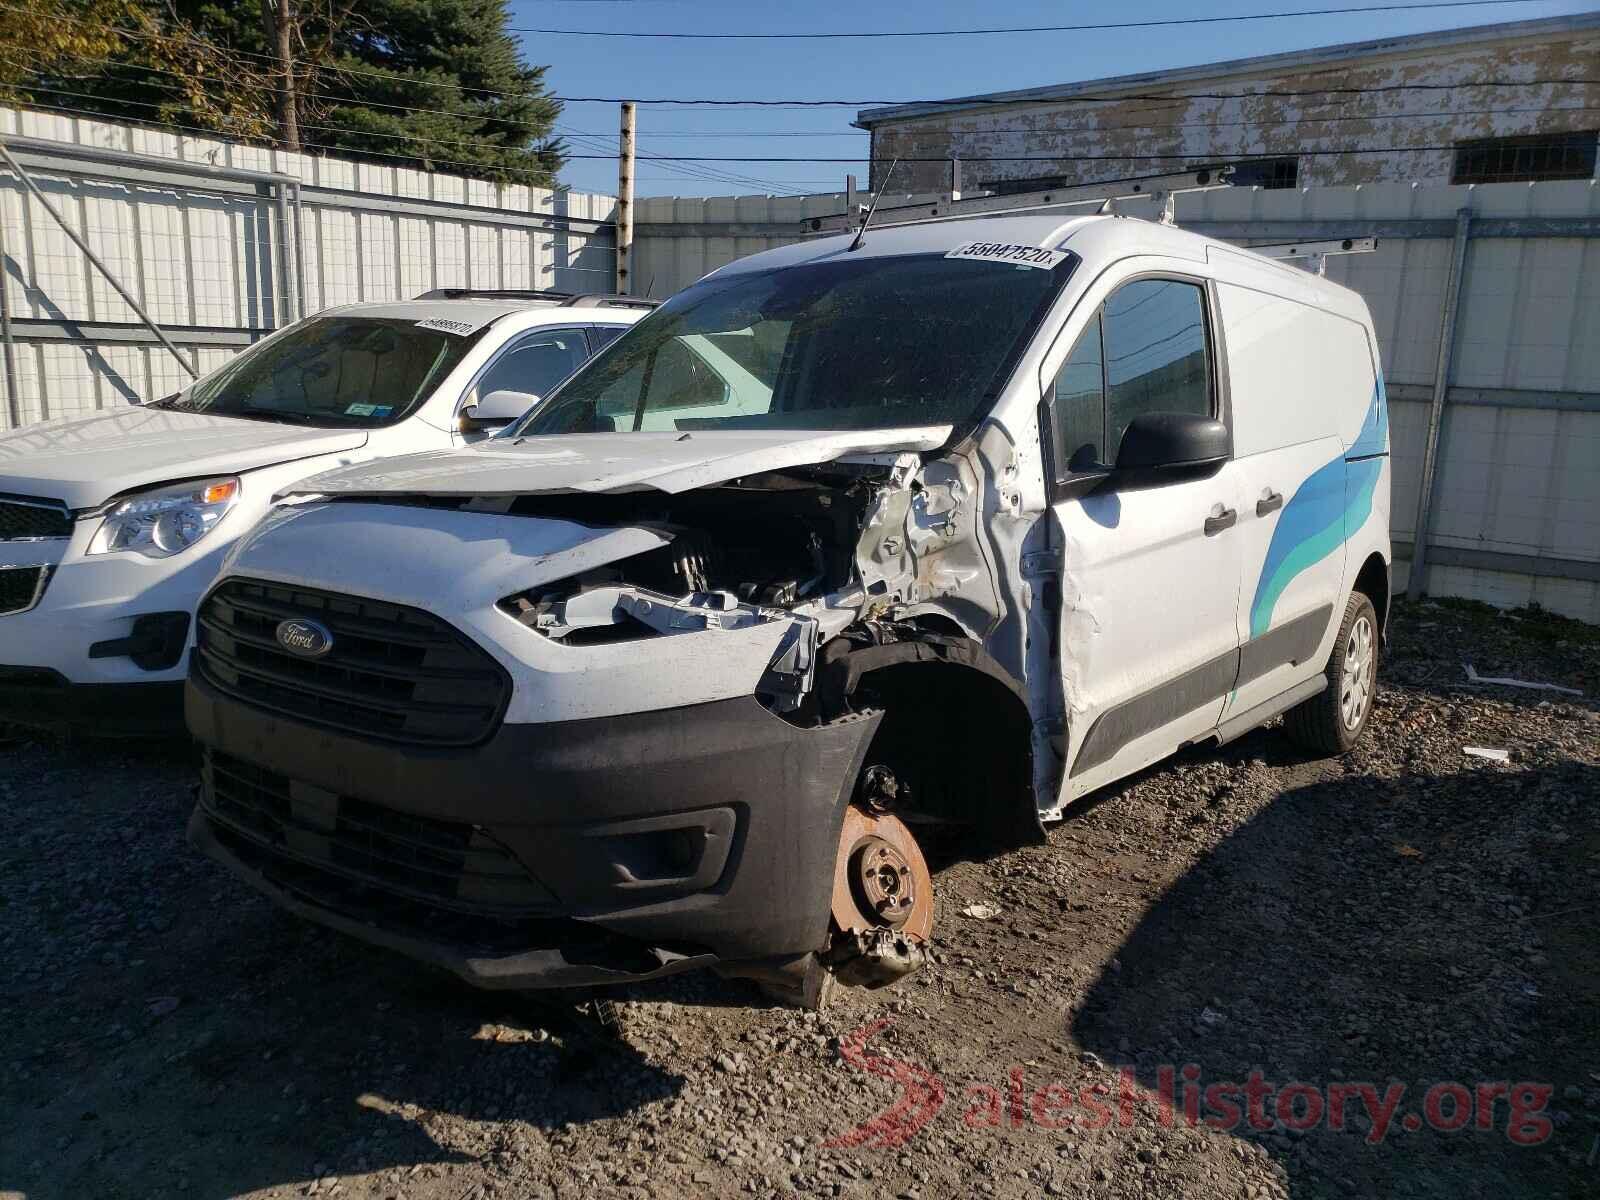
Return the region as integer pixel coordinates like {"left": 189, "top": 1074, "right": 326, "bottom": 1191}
{"left": 201, "top": 750, "right": 552, "bottom": 917}
{"left": 0, "top": 566, "right": 47, "bottom": 615}
{"left": 195, "top": 578, "right": 510, "bottom": 746}
{"left": 0, "top": 497, "right": 71, "bottom": 541}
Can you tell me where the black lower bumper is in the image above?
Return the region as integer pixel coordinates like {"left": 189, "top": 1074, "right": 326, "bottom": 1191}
{"left": 0, "top": 668, "right": 185, "bottom": 736}
{"left": 185, "top": 671, "right": 880, "bottom": 990}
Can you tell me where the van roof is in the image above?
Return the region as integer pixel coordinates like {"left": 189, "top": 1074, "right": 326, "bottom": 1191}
{"left": 708, "top": 212, "right": 1370, "bottom": 321}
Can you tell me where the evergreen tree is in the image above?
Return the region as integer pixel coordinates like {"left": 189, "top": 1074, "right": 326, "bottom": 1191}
{"left": 6, "top": 0, "right": 564, "bottom": 185}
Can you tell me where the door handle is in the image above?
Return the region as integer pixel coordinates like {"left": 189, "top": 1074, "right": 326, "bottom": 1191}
{"left": 1256, "top": 489, "right": 1284, "bottom": 517}
{"left": 1203, "top": 507, "right": 1237, "bottom": 536}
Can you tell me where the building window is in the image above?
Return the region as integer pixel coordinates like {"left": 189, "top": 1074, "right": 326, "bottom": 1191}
{"left": 1451, "top": 131, "right": 1598, "bottom": 184}
{"left": 1229, "top": 157, "right": 1299, "bottom": 189}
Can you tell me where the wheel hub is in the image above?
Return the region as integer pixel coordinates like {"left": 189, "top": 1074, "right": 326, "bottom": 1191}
{"left": 830, "top": 805, "right": 934, "bottom": 943}
{"left": 850, "top": 836, "right": 917, "bottom": 928}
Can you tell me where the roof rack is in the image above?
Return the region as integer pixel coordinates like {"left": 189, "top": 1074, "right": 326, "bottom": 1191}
{"left": 414, "top": 287, "right": 658, "bottom": 310}
{"left": 1244, "top": 237, "right": 1378, "bottom": 276}
{"left": 563, "top": 294, "right": 660, "bottom": 310}
{"left": 417, "top": 287, "right": 572, "bottom": 302}
{"left": 805, "top": 168, "right": 1234, "bottom": 235}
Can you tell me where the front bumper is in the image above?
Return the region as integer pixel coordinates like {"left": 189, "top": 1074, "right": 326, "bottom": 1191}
{"left": 185, "top": 670, "right": 881, "bottom": 990}
{"left": 0, "top": 533, "right": 231, "bottom": 690}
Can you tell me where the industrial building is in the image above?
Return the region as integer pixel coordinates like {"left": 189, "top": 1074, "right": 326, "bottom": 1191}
{"left": 855, "top": 13, "right": 1600, "bottom": 196}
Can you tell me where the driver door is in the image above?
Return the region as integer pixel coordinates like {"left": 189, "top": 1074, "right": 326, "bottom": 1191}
{"left": 1039, "top": 269, "right": 1245, "bottom": 803}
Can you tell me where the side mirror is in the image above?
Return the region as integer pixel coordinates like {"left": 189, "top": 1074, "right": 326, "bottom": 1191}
{"left": 1114, "top": 413, "right": 1229, "bottom": 481}
{"left": 461, "top": 388, "right": 539, "bottom": 431}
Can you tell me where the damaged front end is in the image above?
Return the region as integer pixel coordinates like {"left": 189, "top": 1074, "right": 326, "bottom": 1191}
{"left": 188, "top": 434, "right": 1038, "bottom": 1005}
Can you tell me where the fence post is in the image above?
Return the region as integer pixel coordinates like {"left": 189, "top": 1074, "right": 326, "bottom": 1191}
{"left": 0, "top": 187, "right": 18, "bottom": 428}
{"left": 1407, "top": 206, "right": 1473, "bottom": 601}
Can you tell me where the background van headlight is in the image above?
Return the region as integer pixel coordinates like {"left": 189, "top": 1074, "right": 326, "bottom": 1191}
{"left": 87, "top": 477, "right": 240, "bottom": 558}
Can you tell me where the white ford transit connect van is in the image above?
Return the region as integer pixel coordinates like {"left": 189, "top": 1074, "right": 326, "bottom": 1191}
{"left": 185, "top": 213, "right": 1390, "bottom": 1005}
{"left": 0, "top": 291, "right": 649, "bottom": 734}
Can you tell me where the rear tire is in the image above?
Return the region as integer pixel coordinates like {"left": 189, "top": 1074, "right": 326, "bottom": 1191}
{"left": 1283, "top": 591, "right": 1379, "bottom": 756}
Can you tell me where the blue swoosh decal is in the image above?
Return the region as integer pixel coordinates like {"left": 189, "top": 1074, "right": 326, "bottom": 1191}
{"left": 1248, "top": 381, "right": 1386, "bottom": 639}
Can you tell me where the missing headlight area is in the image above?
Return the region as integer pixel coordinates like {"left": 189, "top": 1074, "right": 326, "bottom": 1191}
{"left": 489, "top": 450, "right": 1019, "bottom": 736}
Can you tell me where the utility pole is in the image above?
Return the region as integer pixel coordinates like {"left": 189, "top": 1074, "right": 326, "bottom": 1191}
{"left": 616, "top": 101, "right": 635, "bottom": 295}
{"left": 261, "top": 0, "right": 302, "bottom": 151}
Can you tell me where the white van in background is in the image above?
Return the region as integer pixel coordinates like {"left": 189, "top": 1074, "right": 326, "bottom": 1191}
{"left": 0, "top": 290, "right": 652, "bottom": 734}
{"left": 185, "top": 212, "right": 1390, "bottom": 1006}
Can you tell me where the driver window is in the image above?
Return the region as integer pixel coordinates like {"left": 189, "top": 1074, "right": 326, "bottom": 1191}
{"left": 469, "top": 329, "right": 588, "bottom": 406}
{"left": 1045, "top": 278, "right": 1212, "bottom": 481}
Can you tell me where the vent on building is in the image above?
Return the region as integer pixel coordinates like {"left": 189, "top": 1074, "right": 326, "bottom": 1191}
{"left": 1451, "top": 131, "right": 1598, "bottom": 184}
{"left": 1228, "top": 157, "right": 1299, "bottom": 190}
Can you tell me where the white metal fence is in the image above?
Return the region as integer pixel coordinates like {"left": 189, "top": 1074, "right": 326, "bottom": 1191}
{"left": 0, "top": 107, "right": 616, "bottom": 427}
{"left": 1, "top": 109, "right": 1595, "bottom": 622}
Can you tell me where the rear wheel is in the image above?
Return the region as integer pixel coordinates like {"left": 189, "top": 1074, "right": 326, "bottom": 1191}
{"left": 1283, "top": 591, "right": 1379, "bottom": 755}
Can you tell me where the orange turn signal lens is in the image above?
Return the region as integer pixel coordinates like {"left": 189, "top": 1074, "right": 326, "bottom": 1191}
{"left": 201, "top": 480, "right": 239, "bottom": 505}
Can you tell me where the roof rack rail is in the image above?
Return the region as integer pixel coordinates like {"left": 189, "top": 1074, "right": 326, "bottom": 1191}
{"left": 416, "top": 287, "right": 574, "bottom": 301}
{"left": 563, "top": 294, "right": 660, "bottom": 310}
{"left": 805, "top": 167, "right": 1234, "bottom": 235}
{"left": 1245, "top": 237, "right": 1378, "bottom": 276}
{"left": 413, "top": 287, "right": 658, "bottom": 309}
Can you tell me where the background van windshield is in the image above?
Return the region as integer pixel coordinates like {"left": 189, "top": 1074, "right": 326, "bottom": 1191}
{"left": 170, "top": 317, "right": 477, "bottom": 427}
{"left": 516, "top": 251, "right": 1073, "bottom": 437}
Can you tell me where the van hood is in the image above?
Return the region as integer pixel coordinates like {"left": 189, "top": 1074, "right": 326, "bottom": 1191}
{"left": 291, "top": 426, "right": 954, "bottom": 499}
{"left": 0, "top": 407, "right": 370, "bottom": 509}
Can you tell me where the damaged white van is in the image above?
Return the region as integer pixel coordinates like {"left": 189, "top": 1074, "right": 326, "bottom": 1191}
{"left": 185, "top": 212, "right": 1390, "bottom": 1005}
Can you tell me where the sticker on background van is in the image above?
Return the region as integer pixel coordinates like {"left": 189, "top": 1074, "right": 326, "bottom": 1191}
{"left": 945, "top": 242, "right": 1068, "bottom": 270}
{"left": 1248, "top": 381, "right": 1387, "bottom": 639}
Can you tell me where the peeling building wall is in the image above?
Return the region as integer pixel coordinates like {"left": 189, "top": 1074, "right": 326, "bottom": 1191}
{"left": 867, "top": 29, "right": 1600, "bottom": 194}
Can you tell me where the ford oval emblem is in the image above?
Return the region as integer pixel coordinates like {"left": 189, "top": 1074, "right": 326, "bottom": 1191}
{"left": 275, "top": 618, "right": 334, "bottom": 658}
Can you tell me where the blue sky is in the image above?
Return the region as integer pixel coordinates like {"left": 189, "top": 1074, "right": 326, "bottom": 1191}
{"left": 511, "top": 0, "right": 1594, "bottom": 196}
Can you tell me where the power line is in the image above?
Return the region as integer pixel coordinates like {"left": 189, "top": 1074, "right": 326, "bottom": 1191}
{"left": 11, "top": 94, "right": 1592, "bottom": 167}
{"left": 550, "top": 78, "right": 1600, "bottom": 105}
{"left": 558, "top": 104, "right": 1600, "bottom": 139}
{"left": 505, "top": 0, "right": 1568, "bottom": 38}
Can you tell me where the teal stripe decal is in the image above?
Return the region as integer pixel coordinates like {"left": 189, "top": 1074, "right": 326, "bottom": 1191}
{"left": 1248, "top": 381, "right": 1386, "bottom": 639}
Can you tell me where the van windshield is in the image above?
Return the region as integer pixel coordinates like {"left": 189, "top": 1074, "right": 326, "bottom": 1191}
{"left": 165, "top": 316, "right": 479, "bottom": 428}
{"left": 512, "top": 250, "right": 1075, "bottom": 437}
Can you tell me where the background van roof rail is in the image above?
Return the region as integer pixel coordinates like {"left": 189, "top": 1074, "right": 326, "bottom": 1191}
{"left": 413, "top": 287, "right": 657, "bottom": 309}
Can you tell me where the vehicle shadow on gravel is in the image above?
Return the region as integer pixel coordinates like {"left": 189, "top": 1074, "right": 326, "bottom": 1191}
{"left": 1073, "top": 752, "right": 1599, "bottom": 1198}
{"left": 2, "top": 729, "right": 689, "bottom": 1198}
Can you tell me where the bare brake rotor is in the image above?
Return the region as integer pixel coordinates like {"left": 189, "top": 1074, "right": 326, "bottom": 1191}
{"left": 824, "top": 801, "right": 934, "bottom": 988}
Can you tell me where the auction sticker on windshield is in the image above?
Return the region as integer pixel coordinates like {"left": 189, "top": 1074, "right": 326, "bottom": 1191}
{"left": 416, "top": 317, "right": 481, "bottom": 336}
{"left": 945, "top": 242, "right": 1068, "bottom": 270}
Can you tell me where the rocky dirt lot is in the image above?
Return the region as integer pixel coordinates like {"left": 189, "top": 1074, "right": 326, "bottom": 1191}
{"left": 4, "top": 599, "right": 1598, "bottom": 1200}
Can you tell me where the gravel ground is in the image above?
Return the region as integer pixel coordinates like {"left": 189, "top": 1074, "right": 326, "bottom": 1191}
{"left": 3, "top": 598, "right": 1598, "bottom": 1200}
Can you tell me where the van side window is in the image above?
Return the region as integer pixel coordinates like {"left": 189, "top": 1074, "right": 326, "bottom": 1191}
{"left": 1049, "top": 315, "right": 1106, "bottom": 473}
{"left": 1103, "top": 279, "right": 1211, "bottom": 452}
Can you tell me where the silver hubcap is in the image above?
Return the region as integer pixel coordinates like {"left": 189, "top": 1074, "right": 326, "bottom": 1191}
{"left": 1340, "top": 614, "right": 1375, "bottom": 730}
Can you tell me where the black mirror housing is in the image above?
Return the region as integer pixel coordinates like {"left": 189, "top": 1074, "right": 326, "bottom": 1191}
{"left": 1115, "top": 413, "right": 1229, "bottom": 477}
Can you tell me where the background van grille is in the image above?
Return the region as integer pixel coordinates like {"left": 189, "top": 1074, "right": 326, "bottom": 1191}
{"left": 196, "top": 578, "right": 510, "bottom": 746}
{"left": 0, "top": 498, "right": 71, "bottom": 541}
{"left": 0, "top": 566, "right": 47, "bottom": 615}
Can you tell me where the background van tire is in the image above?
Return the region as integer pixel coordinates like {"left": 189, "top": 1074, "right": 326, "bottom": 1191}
{"left": 1283, "top": 590, "right": 1379, "bottom": 756}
